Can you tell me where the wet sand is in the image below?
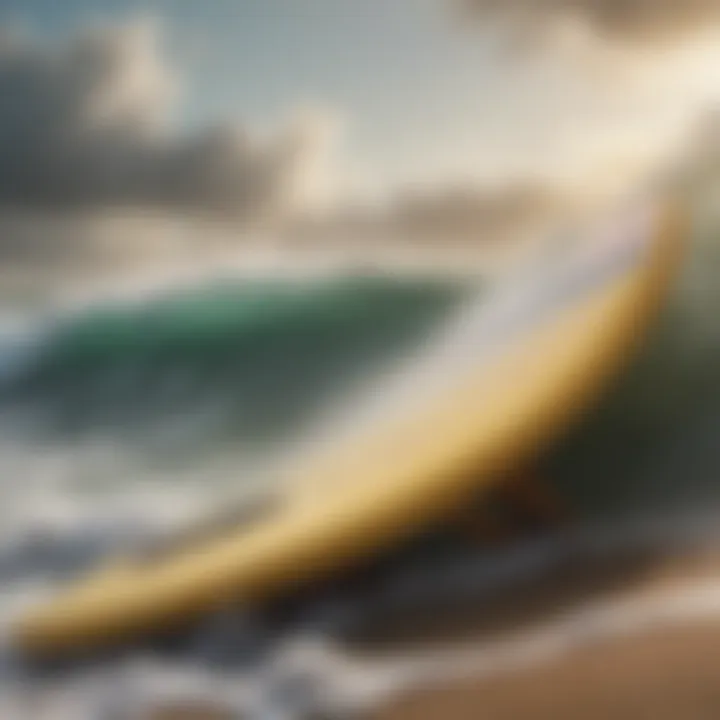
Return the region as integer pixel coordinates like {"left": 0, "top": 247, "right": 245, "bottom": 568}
{"left": 149, "top": 546, "right": 720, "bottom": 719}
{"left": 377, "top": 624, "right": 720, "bottom": 720}
{"left": 373, "top": 548, "right": 720, "bottom": 720}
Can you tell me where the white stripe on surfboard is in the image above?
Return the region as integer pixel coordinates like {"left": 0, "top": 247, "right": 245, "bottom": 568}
{"left": 298, "top": 200, "right": 659, "bottom": 468}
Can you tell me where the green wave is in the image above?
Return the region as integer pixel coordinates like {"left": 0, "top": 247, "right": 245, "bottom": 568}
{"left": 3, "top": 274, "right": 472, "bottom": 448}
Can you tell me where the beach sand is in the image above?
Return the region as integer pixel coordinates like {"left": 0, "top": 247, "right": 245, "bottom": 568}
{"left": 371, "top": 547, "right": 720, "bottom": 720}
{"left": 147, "top": 545, "right": 720, "bottom": 719}
{"left": 377, "top": 623, "right": 720, "bottom": 720}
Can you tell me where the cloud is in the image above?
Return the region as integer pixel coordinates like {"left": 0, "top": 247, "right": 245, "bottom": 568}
{"left": 0, "top": 21, "right": 333, "bottom": 222}
{"left": 455, "top": 0, "right": 720, "bottom": 209}
{"left": 0, "top": 10, "right": 715, "bottom": 288}
{"left": 288, "top": 181, "right": 574, "bottom": 253}
{"left": 385, "top": 182, "right": 563, "bottom": 243}
{"left": 671, "top": 111, "right": 720, "bottom": 191}
{"left": 460, "top": 0, "right": 720, "bottom": 44}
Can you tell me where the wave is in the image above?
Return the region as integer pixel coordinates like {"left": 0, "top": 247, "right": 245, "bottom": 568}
{"left": 0, "top": 216, "right": 717, "bottom": 571}
{"left": 0, "top": 274, "right": 471, "bottom": 451}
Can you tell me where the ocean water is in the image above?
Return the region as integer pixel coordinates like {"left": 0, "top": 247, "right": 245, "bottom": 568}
{"left": 0, "top": 210, "right": 719, "bottom": 716}
{"left": 0, "top": 271, "right": 471, "bottom": 562}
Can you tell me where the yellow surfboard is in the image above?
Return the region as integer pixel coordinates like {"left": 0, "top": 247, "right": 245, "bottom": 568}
{"left": 13, "top": 197, "right": 685, "bottom": 657}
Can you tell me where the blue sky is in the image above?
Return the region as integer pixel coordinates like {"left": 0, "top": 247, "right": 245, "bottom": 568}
{"left": 0, "top": 0, "right": 519, "bottom": 195}
{"left": 1, "top": 0, "right": 717, "bottom": 203}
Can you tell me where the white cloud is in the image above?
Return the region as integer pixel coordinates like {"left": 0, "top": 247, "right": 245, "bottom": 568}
{"left": 0, "top": 20, "right": 334, "bottom": 222}
{"left": 452, "top": 0, "right": 720, "bottom": 204}
{"left": 0, "top": 8, "right": 718, "bottom": 285}
{"left": 460, "top": 0, "right": 720, "bottom": 44}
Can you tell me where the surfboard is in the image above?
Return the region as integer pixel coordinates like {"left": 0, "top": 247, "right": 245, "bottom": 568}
{"left": 13, "top": 196, "right": 686, "bottom": 657}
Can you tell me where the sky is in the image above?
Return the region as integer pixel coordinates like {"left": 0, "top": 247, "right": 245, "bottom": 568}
{"left": 3, "top": 0, "right": 717, "bottom": 199}
{"left": 0, "top": 0, "right": 510, "bottom": 196}
{"left": 0, "top": 0, "right": 720, "bottom": 282}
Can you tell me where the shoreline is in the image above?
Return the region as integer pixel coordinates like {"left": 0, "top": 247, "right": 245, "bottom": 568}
{"left": 370, "top": 544, "right": 720, "bottom": 720}
{"left": 144, "top": 522, "right": 720, "bottom": 719}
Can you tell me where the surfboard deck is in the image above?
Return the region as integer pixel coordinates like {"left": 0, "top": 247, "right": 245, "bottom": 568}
{"left": 13, "top": 198, "right": 686, "bottom": 657}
